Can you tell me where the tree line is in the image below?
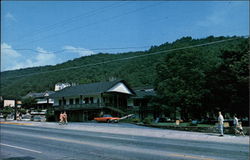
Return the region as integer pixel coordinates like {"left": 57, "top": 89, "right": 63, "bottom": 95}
{"left": 1, "top": 35, "right": 249, "bottom": 120}
{"left": 153, "top": 36, "right": 249, "bottom": 120}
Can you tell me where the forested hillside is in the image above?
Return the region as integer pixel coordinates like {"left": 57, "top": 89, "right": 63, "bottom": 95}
{"left": 1, "top": 35, "right": 248, "bottom": 109}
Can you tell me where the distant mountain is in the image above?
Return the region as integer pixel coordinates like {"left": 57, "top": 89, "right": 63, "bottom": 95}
{"left": 1, "top": 35, "right": 247, "bottom": 99}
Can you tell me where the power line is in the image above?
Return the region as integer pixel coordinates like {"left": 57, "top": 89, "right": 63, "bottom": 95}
{"left": 32, "top": 2, "right": 125, "bottom": 33}
{"left": 15, "top": 2, "right": 163, "bottom": 47}
{"left": 2, "top": 36, "right": 246, "bottom": 79}
{"left": 3, "top": 14, "right": 169, "bottom": 54}
{"left": 11, "top": 2, "right": 126, "bottom": 46}
{"left": 1, "top": 45, "right": 151, "bottom": 54}
{"left": 2, "top": 15, "right": 170, "bottom": 55}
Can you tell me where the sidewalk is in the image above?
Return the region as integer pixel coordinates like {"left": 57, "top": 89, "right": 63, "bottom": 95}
{"left": 1, "top": 120, "right": 249, "bottom": 145}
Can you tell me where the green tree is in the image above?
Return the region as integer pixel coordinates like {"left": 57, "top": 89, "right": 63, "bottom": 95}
{"left": 155, "top": 46, "right": 222, "bottom": 120}
{"left": 205, "top": 39, "right": 249, "bottom": 117}
{"left": 18, "top": 108, "right": 27, "bottom": 115}
{"left": 0, "top": 106, "right": 14, "bottom": 120}
{"left": 155, "top": 37, "right": 249, "bottom": 120}
{"left": 21, "top": 97, "right": 37, "bottom": 109}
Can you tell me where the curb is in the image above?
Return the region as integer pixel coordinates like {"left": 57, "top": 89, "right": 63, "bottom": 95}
{"left": 137, "top": 124, "right": 250, "bottom": 135}
{"left": 0, "top": 121, "right": 33, "bottom": 126}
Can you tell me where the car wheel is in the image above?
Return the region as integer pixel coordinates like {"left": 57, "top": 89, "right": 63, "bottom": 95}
{"left": 107, "top": 119, "right": 111, "bottom": 123}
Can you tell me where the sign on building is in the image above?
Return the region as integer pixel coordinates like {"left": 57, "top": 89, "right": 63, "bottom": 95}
{"left": 4, "top": 100, "right": 15, "bottom": 107}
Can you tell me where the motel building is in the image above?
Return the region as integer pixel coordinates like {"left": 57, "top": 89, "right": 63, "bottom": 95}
{"left": 50, "top": 80, "right": 135, "bottom": 122}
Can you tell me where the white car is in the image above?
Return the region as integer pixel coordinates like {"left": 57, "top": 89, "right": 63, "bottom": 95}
{"left": 33, "top": 116, "right": 46, "bottom": 122}
{"left": 22, "top": 115, "right": 31, "bottom": 121}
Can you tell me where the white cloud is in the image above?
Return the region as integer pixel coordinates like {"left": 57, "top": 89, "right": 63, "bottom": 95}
{"left": 1, "top": 43, "right": 58, "bottom": 71}
{"left": 196, "top": 8, "right": 227, "bottom": 27}
{"left": 1, "top": 43, "right": 21, "bottom": 58}
{"left": 196, "top": 2, "right": 245, "bottom": 28}
{"left": 1, "top": 43, "right": 21, "bottom": 71}
{"left": 5, "top": 12, "right": 16, "bottom": 22}
{"left": 63, "top": 45, "right": 95, "bottom": 57}
{"left": 36, "top": 48, "right": 57, "bottom": 64}
{"left": 17, "top": 47, "right": 57, "bottom": 68}
{"left": 1, "top": 44, "right": 94, "bottom": 71}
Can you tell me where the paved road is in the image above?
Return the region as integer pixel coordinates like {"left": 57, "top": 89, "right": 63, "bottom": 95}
{"left": 0, "top": 122, "right": 249, "bottom": 160}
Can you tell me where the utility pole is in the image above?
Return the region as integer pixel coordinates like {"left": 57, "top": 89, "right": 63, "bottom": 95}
{"left": 14, "top": 99, "right": 17, "bottom": 120}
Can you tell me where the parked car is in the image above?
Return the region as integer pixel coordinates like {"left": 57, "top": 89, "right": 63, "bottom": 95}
{"left": 22, "top": 115, "right": 31, "bottom": 121}
{"left": 94, "top": 114, "right": 120, "bottom": 123}
{"left": 6, "top": 114, "right": 14, "bottom": 120}
{"left": 33, "top": 116, "right": 46, "bottom": 122}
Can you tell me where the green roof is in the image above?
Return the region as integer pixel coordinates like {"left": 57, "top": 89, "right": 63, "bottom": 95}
{"left": 24, "top": 91, "right": 55, "bottom": 99}
{"left": 133, "top": 90, "right": 156, "bottom": 99}
{"left": 50, "top": 80, "right": 135, "bottom": 98}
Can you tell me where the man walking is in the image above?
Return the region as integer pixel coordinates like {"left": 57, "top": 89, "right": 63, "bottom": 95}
{"left": 218, "top": 111, "right": 224, "bottom": 136}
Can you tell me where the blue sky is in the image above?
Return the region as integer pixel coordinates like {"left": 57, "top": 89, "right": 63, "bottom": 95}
{"left": 1, "top": 1, "right": 249, "bottom": 71}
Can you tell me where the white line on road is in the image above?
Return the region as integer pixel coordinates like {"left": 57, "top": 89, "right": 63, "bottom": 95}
{"left": 0, "top": 143, "right": 42, "bottom": 154}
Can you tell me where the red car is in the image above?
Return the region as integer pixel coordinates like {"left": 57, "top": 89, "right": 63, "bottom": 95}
{"left": 94, "top": 114, "right": 121, "bottom": 123}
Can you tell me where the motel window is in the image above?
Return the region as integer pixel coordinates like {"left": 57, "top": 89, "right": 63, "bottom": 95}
{"left": 90, "top": 97, "right": 93, "bottom": 104}
{"left": 84, "top": 98, "right": 89, "bottom": 104}
{"left": 59, "top": 100, "right": 62, "bottom": 106}
{"left": 75, "top": 98, "right": 79, "bottom": 104}
{"left": 69, "top": 99, "right": 74, "bottom": 105}
{"left": 63, "top": 99, "right": 66, "bottom": 105}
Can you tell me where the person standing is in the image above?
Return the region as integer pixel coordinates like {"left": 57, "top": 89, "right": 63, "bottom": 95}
{"left": 218, "top": 111, "right": 224, "bottom": 136}
{"left": 233, "top": 115, "right": 239, "bottom": 127}
{"left": 233, "top": 115, "right": 239, "bottom": 135}
{"left": 63, "top": 111, "right": 68, "bottom": 124}
{"left": 59, "top": 112, "right": 64, "bottom": 124}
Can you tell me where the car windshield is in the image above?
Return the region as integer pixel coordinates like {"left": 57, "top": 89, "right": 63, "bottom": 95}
{"left": 103, "top": 114, "right": 112, "bottom": 117}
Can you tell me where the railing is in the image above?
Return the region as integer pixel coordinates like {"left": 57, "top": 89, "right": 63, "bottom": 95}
{"left": 53, "top": 103, "right": 128, "bottom": 111}
{"left": 54, "top": 103, "right": 104, "bottom": 110}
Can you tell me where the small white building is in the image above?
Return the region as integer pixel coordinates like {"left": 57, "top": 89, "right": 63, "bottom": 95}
{"left": 54, "top": 83, "right": 71, "bottom": 91}
{"left": 24, "top": 91, "right": 55, "bottom": 110}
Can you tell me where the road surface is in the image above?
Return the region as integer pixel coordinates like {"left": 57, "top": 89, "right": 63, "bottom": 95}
{"left": 0, "top": 122, "right": 249, "bottom": 160}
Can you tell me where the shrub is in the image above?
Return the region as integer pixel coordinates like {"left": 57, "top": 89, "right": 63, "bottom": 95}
{"left": 46, "top": 114, "right": 55, "bottom": 122}
{"left": 131, "top": 118, "right": 141, "bottom": 123}
{"left": 120, "top": 118, "right": 141, "bottom": 123}
{"left": 46, "top": 109, "right": 55, "bottom": 122}
{"left": 143, "top": 116, "right": 154, "bottom": 124}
